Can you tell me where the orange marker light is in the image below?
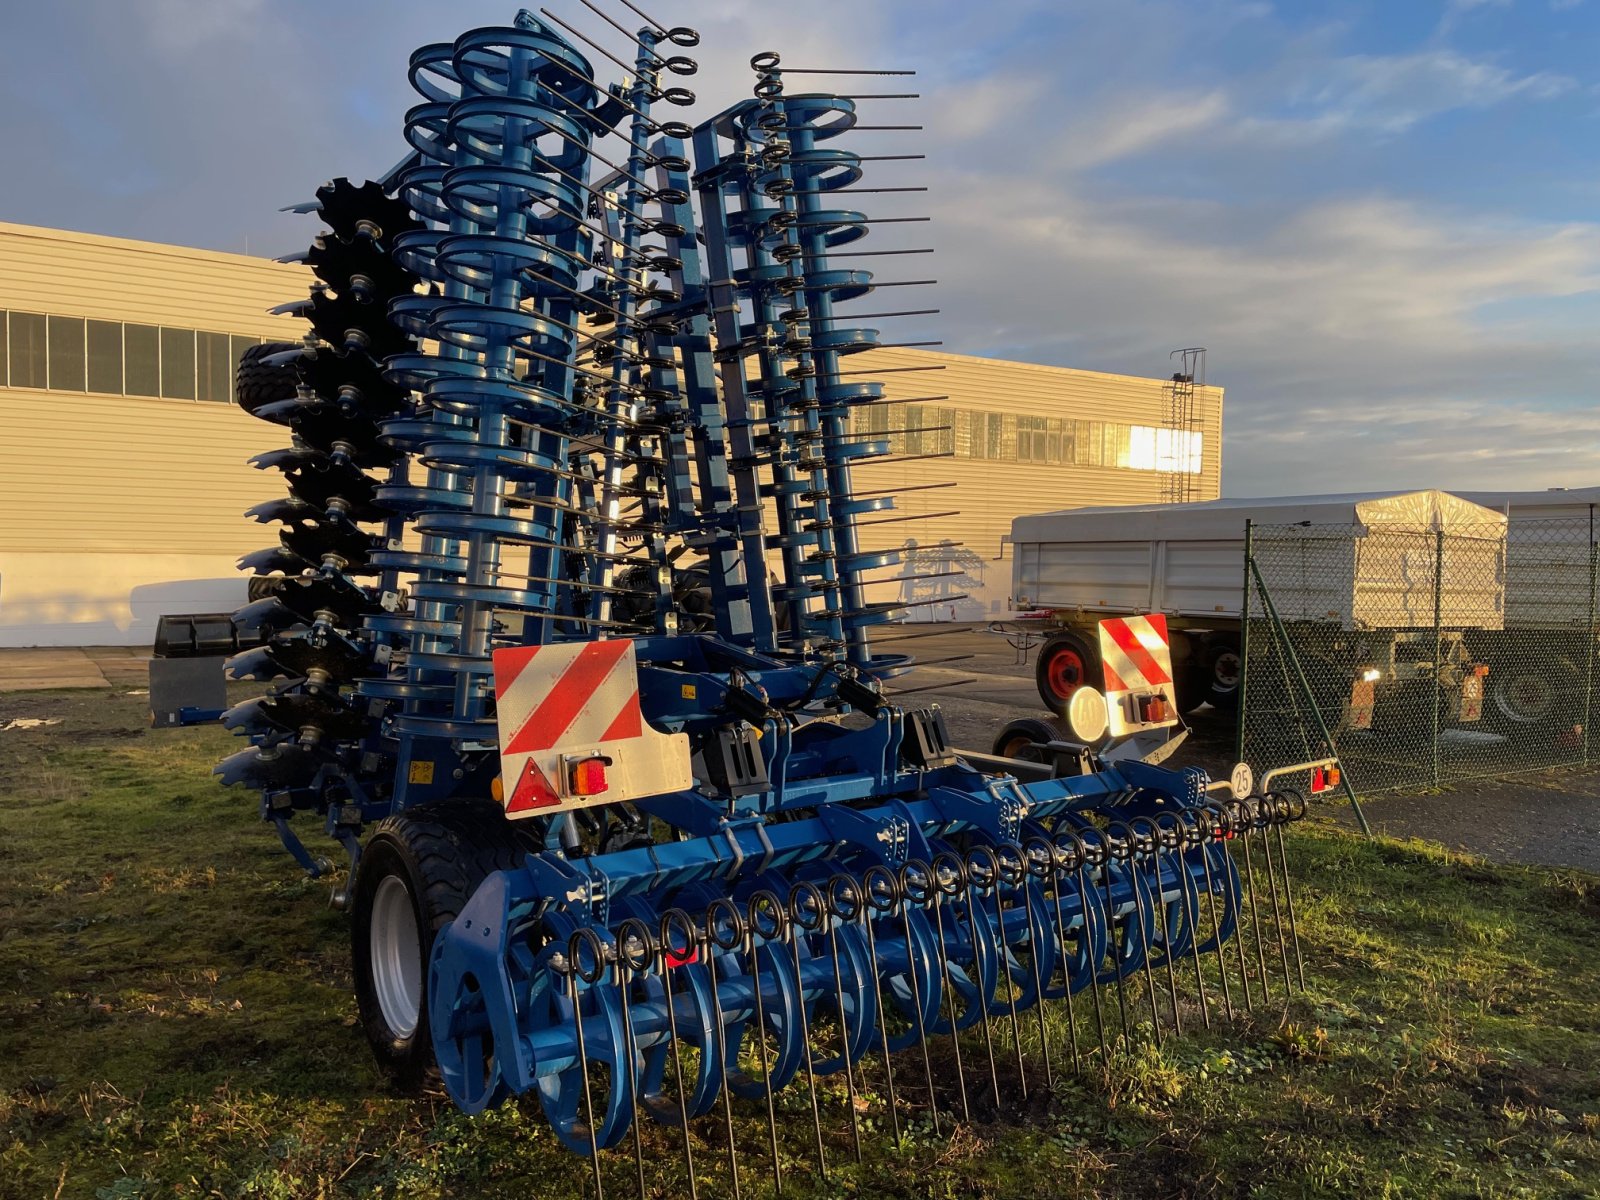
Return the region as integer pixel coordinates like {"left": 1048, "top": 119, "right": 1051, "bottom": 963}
{"left": 569, "top": 756, "right": 610, "bottom": 797}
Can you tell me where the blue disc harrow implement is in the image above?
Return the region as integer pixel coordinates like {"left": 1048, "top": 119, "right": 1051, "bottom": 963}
{"left": 213, "top": 4, "right": 1309, "bottom": 1195}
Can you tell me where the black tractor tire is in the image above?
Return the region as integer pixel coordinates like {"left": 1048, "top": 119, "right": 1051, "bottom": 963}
{"left": 235, "top": 341, "right": 302, "bottom": 416}
{"left": 350, "top": 799, "right": 538, "bottom": 1091}
{"left": 992, "top": 715, "right": 1075, "bottom": 760}
{"left": 1035, "top": 631, "right": 1100, "bottom": 714}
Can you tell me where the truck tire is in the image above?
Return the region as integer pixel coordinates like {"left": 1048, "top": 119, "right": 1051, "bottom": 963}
{"left": 350, "top": 799, "right": 537, "bottom": 1090}
{"left": 235, "top": 341, "right": 301, "bottom": 416}
{"left": 1204, "top": 637, "right": 1242, "bottom": 711}
{"left": 1035, "top": 631, "right": 1099, "bottom": 713}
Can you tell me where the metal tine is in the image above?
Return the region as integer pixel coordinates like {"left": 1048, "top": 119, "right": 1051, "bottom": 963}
{"left": 958, "top": 861, "right": 1004, "bottom": 1110}
{"left": 539, "top": 8, "right": 673, "bottom": 87}
{"left": 1095, "top": 831, "right": 1133, "bottom": 1053}
{"left": 1137, "top": 817, "right": 1185, "bottom": 1037}
{"left": 1234, "top": 798, "right": 1274, "bottom": 1006}
{"left": 822, "top": 879, "right": 865, "bottom": 1162}
{"left": 1256, "top": 797, "right": 1295, "bottom": 998}
{"left": 657, "top": 910, "right": 700, "bottom": 1200}
{"left": 609, "top": 0, "right": 681, "bottom": 38}
{"left": 1020, "top": 840, "right": 1056, "bottom": 1091}
{"left": 893, "top": 863, "right": 942, "bottom": 1136}
{"left": 985, "top": 846, "right": 1029, "bottom": 1101}
{"left": 1273, "top": 792, "right": 1310, "bottom": 990}
{"left": 1062, "top": 833, "right": 1111, "bottom": 1070}
{"left": 701, "top": 902, "right": 743, "bottom": 1200}
{"left": 565, "top": 931, "right": 607, "bottom": 1200}
{"left": 1163, "top": 813, "right": 1212, "bottom": 1030}
{"left": 1190, "top": 809, "right": 1235, "bottom": 1021}
{"left": 1116, "top": 823, "right": 1165, "bottom": 1045}
{"left": 852, "top": 872, "right": 903, "bottom": 1148}
{"left": 929, "top": 853, "right": 971, "bottom": 1123}
{"left": 1044, "top": 839, "right": 1083, "bottom": 1074}
{"left": 1214, "top": 803, "right": 1256, "bottom": 1011}
{"left": 615, "top": 919, "right": 654, "bottom": 1200}
{"left": 578, "top": 0, "right": 686, "bottom": 70}
{"left": 772, "top": 67, "right": 917, "bottom": 75}
{"left": 743, "top": 894, "right": 783, "bottom": 1196}
{"left": 785, "top": 883, "right": 829, "bottom": 1178}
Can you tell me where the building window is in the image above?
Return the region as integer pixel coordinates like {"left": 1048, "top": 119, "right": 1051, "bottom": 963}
{"left": 160, "top": 327, "right": 196, "bottom": 400}
{"left": 87, "top": 320, "right": 123, "bottom": 394}
{"left": 0, "top": 313, "right": 7, "bottom": 386}
{"left": 8, "top": 312, "right": 47, "bottom": 389}
{"left": 124, "top": 324, "right": 161, "bottom": 396}
{"left": 197, "top": 331, "right": 233, "bottom": 403}
{"left": 47, "top": 315, "right": 86, "bottom": 392}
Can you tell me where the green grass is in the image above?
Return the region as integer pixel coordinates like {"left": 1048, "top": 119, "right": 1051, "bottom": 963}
{"left": 3, "top": 687, "right": 1600, "bottom": 1198}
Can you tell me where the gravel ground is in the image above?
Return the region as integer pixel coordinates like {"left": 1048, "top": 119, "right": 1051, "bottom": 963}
{"left": 895, "top": 624, "right": 1600, "bottom": 875}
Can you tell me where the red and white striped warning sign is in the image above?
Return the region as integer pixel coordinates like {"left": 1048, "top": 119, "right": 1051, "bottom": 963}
{"left": 492, "top": 640, "right": 691, "bottom": 819}
{"left": 1097, "top": 614, "right": 1179, "bottom": 735}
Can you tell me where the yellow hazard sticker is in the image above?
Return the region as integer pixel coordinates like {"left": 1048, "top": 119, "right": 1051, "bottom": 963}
{"left": 682, "top": 684, "right": 697, "bottom": 700}
{"left": 408, "top": 761, "right": 435, "bottom": 785}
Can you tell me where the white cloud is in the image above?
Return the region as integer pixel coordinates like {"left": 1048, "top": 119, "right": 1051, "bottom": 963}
{"left": 1240, "top": 49, "right": 1574, "bottom": 141}
{"left": 1055, "top": 90, "right": 1231, "bottom": 168}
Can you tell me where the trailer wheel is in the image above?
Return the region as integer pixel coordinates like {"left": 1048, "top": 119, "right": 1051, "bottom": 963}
{"left": 1205, "top": 638, "right": 1243, "bottom": 711}
{"left": 351, "top": 799, "right": 536, "bottom": 1090}
{"left": 1035, "top": 632, "right": 1098, "bottom": 713}
{"left": 993, "top": 715, "right": 1074, "bottom": 760}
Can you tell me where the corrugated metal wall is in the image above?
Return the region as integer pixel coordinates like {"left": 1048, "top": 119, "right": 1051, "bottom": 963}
{"left": 0, "top": 221, "right": 1222, "bottom": 644}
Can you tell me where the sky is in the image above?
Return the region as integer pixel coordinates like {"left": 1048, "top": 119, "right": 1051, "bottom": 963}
{"left": 3, "top": 0, "right": 1599, "bottom": 496}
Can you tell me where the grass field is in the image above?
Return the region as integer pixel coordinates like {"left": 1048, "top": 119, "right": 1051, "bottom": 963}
{"left": 3, "top": 685, "right": 1600, "bottom": 1199}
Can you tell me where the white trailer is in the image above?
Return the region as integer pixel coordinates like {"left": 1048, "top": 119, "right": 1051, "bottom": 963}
{"left": 1009, "top": 490, "right": 1508, "bottom": 716}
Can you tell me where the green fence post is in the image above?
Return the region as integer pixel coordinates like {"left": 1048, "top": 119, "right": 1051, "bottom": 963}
{"left": 1237, "top": 519, "right": 1252, "bottom": 767}
{"left": 1433, "top": 527, "right": 1444, "bottom": 790}
{"left": 1248, "top": 555, "right": 1372, "bottom": 835}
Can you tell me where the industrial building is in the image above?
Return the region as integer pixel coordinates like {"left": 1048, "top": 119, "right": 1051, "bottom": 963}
{"left": 0, "top": 220, "right": 1224, "bottom": 646}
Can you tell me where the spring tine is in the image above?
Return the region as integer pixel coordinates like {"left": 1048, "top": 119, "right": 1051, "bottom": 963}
{"left": 1021, "top": 843, "right": 1054, "bottom": 1092}
{"left": 563, "top": 940, "right": 606, "bottom": 1200}
{"left": 1258, "top": 801, "right": 1295, "bottom": 999}
{"left": 988, "top": 851, "right": 1029, "bottom": 1101}
{"left": 928, "top": 861, "right": 971, "bottom": 1123}
{"left": 1194, "top": 815, "right": 1235, "bottom": 1021}
{"left": 896, "top": 864, "right": 942, "bottom": 1136}
{"left": 822, "top": 885, "right": 864, "bottom": 1163}
{"left": 1236, "top": 800, "right": 1273, "bottom": 1007}
{"left": 1072, "top": 852, "right": 1111, "bottom": 1067}
{"left": 1274, "top": 795, "right": 1309, "bottom": 990}
{"left": 1117, "top": 827, "right": 1164, "bottom": 1046}
{"left": 1047, "top": 853, "right": 1082, "bottom": 1074}
{"left": 1218, "top": 806, "right": 1256, "bottom": 1011}
{"left": 701, "top": 919, "right": 742, "bottom": 1200}
{"left": 1149, "top": 831, "right": 1186, "bottom": 1038}
{"left": 1099, "top": 841, "right": 1132, "bottom": 1052}
{"left": 615, "top": 925, "right": 648, "bottom": 1200}
{"left": 856, "top": 884, "right": 903, "bottom": 1148}
{"left": 960, "top": 872, "right": 1003, "bottom": 1109}
{"left": 784, "top": 886, "right": 828, "bottom": 1178}
{"left": 657, "top": 912, "right": 698, "bottom": 1199}
{"left": 1170, "top": 818, "right": 1212, "bottom": 1030}
{"left": 743, "top": 901, "right": 782, "bottom": 1196}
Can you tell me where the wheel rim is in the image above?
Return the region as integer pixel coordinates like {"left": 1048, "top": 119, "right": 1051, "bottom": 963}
{"left": 371, "top": 874, "right": 423, "bottom": 1039}
{"left": 1000, "top": 734, "right": 1032, "bottom": 758}
{"left": 1045, "top": 647, "right": 1086, "bottom": 701}
{"left": 1212, "top": 651, "right": 1241, "bottom": 690}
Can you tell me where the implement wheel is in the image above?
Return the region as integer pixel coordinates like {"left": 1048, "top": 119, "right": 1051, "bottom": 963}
{"left": 235, "top": 341, "right": 301, "bottom": 416}
{"left": 1035, "top": 631, "right": 1099, "bottom": 713}
{"left": 350, "top": 799, "right": 537, "bottom": 1090}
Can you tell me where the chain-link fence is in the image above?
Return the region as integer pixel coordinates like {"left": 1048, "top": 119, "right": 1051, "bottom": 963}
{"left": 1240, "top": 514, "right": 1599, "bottom": 796}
